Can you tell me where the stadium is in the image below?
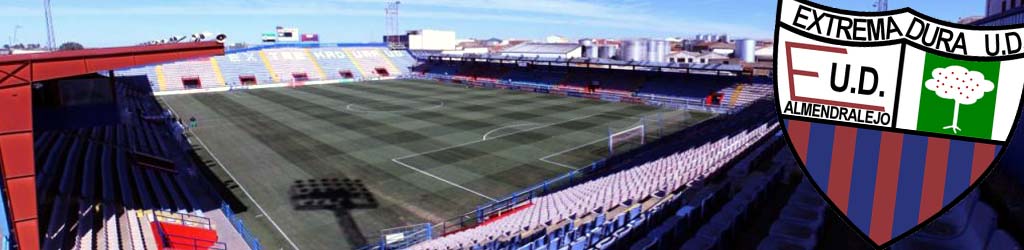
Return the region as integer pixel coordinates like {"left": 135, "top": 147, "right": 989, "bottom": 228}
{"left": 1, "top": 1, "right": 1024, "bottom": 250}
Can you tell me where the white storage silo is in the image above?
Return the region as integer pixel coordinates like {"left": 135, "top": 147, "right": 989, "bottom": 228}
{"left": 580, "top": 39, "right": 598, "bottom": 58}
{"left": 598, "top": 45, "right": 616, "bottom": 59}
{"left": 656, "top": 40, "right": 668, "bottom": 62}
{"left": 735, "top": 39, "right": 756, "bottom": 63}
{"left": 622, "top": 39, "right": 646, "bottom": 61}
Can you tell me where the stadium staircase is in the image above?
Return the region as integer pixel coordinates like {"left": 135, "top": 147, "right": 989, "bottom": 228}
{"left": 35, "top": 78, "right": 253, "bottom": 250}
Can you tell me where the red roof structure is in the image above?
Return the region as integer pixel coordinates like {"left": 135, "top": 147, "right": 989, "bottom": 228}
{"left": 0, "top": 41, "right": 224, "bottom": 250}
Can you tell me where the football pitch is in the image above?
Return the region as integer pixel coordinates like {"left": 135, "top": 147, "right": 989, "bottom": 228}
{"left": 159, "top": 79, "right": 714, "bottom": 250}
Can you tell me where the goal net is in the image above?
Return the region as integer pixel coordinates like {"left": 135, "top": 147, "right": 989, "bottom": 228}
{"left": 608, "top": 124, "right": 645, "bottom": 154}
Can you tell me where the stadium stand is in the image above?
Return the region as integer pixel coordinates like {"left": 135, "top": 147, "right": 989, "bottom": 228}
{"left": 411, "top": 61, "right": 772, "bottom": 113}
{"left": 98, "top": 42, "right": 1024, "bottom": 250}
{"left": 312, "top": 48, "right": 364, "bottom": 80}
{"left": 157, "top": 59, "right": 226, "bottom": 91}
{"left": 114, "top": 44, "right": 415, "bottom": 93}
{"left": 220, "top": 50, "right": 276, "bottom": 86}
{"left": 384, "top": 49, "right": 419, "bottom": 72}
{"left": 258, "top": 48, "right": 325, "bottom": 82}
{"left": 34, "top": 75, "right": 253, "bottom": 250}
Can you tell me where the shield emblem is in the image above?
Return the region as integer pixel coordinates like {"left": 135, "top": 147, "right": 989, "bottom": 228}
{"left": 774, "top": 0, "right": 1024, "bottom": 248}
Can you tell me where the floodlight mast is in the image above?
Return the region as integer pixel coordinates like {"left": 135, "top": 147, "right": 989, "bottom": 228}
{"left": 44, "top": 0, "right": 56, "bottom": 50}
{"left": 386, "top": 1, "right": 401, "bottom": 36}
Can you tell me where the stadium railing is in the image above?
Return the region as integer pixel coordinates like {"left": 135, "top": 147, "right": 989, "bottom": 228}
{"left": 366, "top": 95, "right": 775, "bottom": 249}
{"left": 150, "top": 211, "right": 228, "bottom": 250}
{"left": 375, "top": 223, "right": 433, "bottom": 250}
{"left": 221, "top": 202, "right": 263, "bottom": 250}
{"left": 405, "top": 73, "right": 740, "bottom": 114}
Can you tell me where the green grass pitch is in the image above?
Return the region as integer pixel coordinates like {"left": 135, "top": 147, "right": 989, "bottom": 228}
{"left": 159, "top": 79, "right": 714, "bottom": 249}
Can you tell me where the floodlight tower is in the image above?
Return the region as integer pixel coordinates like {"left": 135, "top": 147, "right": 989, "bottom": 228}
{"left": 12, "top": 25, "right": 21, "bottom": 45}
{"left": 44, "top": 0, "right": 56, "bottom": 50}
{"left": 386, "top": 1, "right": 400, "bottom": 37}
{"left": 873, "top": 0, "right": 889, "bottom": 11}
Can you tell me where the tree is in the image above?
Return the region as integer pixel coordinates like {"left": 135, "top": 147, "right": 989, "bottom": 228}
{"left": 58, "top": 42, "right": 84, "bottom": 51}
{"left": 924, "top": 65, "right": 994, "bottom": 134}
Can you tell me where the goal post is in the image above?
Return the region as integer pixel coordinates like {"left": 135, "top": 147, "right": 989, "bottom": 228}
{"left": 608, "top": 123, "right": 645, "bottom": 155}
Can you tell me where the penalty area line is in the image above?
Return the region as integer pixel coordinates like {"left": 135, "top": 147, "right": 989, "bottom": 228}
{"left": 538, "top": 137, "right": 607, "bottom": 171}
{"left": 391, "top": 158, "right": 498, "bottom": 202}
{"left": 537, "top": 112, "right": 652, "bottom": 171}
{"left": 390, "top": 112, "right": 608, "bottom": 202}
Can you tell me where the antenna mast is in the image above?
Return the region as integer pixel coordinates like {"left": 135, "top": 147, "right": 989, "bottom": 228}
{"left": 44, "top": 0, "right": 56, "bottom": 50}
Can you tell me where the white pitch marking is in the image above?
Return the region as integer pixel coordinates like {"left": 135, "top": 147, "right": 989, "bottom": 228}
{"left": 393, "top": 113, "right": 604, "bottom": 161}
{"left": 163, "top": 99, "right": 302, "bottom": 250}
{"left": 537, "top": 137, "right": 608, "bottom": 170}
{"left": 539, "top": 158, "right": 579, "bottom": 170}
{"left": 482, "top": 123, "right": 538, "bottom": 141}
{"left": 389, "top": 113, "right": 607, "bottom": 201}
{"left": 536, "top": 112, "right": 655, "bottom": 170}
{"left": 346, "top": 101, "right": 445, "bottom": 114}
{"left": 391, "top": 159, "right": 498, "bottom": 202}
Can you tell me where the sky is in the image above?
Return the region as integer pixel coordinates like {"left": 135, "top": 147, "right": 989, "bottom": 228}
{"left": 0, "top": 0, "right": 987, "bottom": 47}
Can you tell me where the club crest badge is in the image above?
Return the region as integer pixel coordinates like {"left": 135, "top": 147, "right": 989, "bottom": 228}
{"left": 773, "top": 0, "right": 1024, "bottom": 248}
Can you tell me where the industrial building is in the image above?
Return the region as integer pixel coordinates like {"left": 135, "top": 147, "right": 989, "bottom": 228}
{"left": 978, "top": 0, "right": 1024, "bottom": 25}
{"left": 667, "top": 51, "right": 729, "bottom": 64}
{"left": 499, "top": 43, "right": 582, "bottom": 58}
{"left": 388, "top": 29, "right": 459, "bottom": 51}
{"left": 618, "top": 39, "right": 671, "bottom": 62}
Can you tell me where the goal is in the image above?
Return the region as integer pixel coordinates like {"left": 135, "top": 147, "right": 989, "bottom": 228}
{"left": 608, "top": 124, "right": 645, "bottom": 154}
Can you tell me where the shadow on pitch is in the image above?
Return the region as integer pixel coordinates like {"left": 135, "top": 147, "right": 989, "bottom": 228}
{"left": 289, "top": 177, "right": 379, "bottom": 246}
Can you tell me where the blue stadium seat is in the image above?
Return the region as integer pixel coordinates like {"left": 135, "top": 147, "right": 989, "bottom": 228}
{"left": 766, "top": 220, "right": 817, "bottom": 247}
{"left": 987, "top": 230, "right": 1021, "bottom": 250}
{"left": 756, "top": 236, "right": 813, "bottom": 250}
{"left": 517, "top": 242, "right": 533, "bottom": 250}
{"left": 778, "top": 204, "right": 824, "bottom": 229}
{"left": 628, "top": 206, "right": 642, "bottom": 221}
{"left": 100, "top": 143, "right": 116, "bottom": 202}
{"left": 570, "top": 237, "right": 588, "bottom": 250}
{"left": 57, "top": 139, "right": 85, "bottom": 194}
{"left": 79, "top": 142, "right": 99, "bottom": 198}
{"left": 679, "top": 235, "right": 716, "bottom": 250}
{"left": 593, "top": 235, "right": 615, "bottom": 250}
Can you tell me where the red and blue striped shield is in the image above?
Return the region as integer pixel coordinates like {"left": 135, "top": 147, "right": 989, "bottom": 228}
{"left": 774, "top": 0, "right": 1024, "bottom": 248}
